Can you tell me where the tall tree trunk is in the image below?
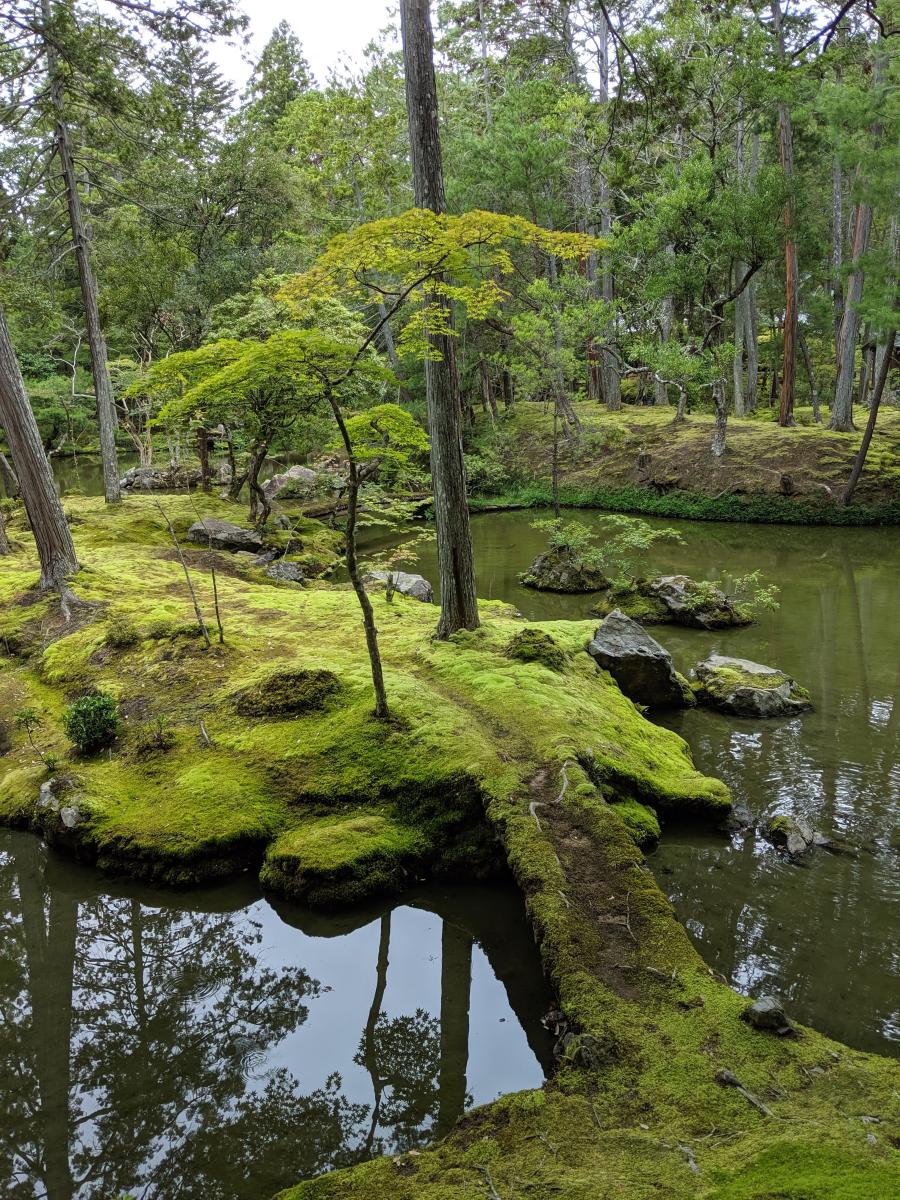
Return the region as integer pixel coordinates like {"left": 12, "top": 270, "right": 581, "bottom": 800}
{"left": 831, "top": 200, "right": 873, "bottom": 430}
{"left": 857, "top": 323, "right": 874, "bottom": 407}
{"left": 654, "top": 290, "right": 672, "bottom": 405}
{"left": 841, "top": 330, "right": 896, "bottom": 506}
{"left": 479, "top": 358, "right": 498, "bottom": 420}
{"left": 745, "top": 133, "right": 761, "bottom": 411}
{"left": 733, "top": 111, "right": 746, "bottom": 417}
{"left": 712, "top": 377, "right": 728, "bottom": 458}
{"left": 771, "top": 0, "right": 798, "bottom": 427}
{"left": 0, "top": 505, "right": 9, "bottom": 554}
{"left": 0, "top": 448, "right": 18, "bottom": 495}
{"left": 401, "top": 0, "right": 479, "bottom": 638}
{"left": 798, "top": 328, "right": 821, "bottom": 423}
{"left": 0, "top": 306, "right": 79, "bottom": 588}
{"left": 41, "top": 0, "right": 120, "bottom": 503}
{"left": 831, "top": 153, "right": 844, "bottom": 358}
{"left": 596, "top": 11, "right": 620, "bottom": 411}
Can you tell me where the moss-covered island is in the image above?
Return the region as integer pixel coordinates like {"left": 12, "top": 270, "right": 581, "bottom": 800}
{"left": 1, "top": 497, "right": 897, "bottom": 1199}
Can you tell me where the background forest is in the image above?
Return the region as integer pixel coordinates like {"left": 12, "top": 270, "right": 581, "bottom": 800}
{"left": 0, "top": 0, "right": 897, "bottom": 487}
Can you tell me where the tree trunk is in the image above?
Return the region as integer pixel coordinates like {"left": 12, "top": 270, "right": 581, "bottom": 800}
{"left": 771, "top": 0, "right": 798, "bottom": 427}
{"left": 0, "top": 448, "right": 19, "bottom": 496}
{"left": 401, "top": 0, "right": 479, "bottom": 638}
{"left": 798, "top": 328, "right": 821, "bottom": 423}
{"left": 832, "top": 153, "right": 844, "bottom": 358}
{"left": 247, "top": 443, "right": 270, "bottom": 527}
{"left": 327, "top": 393, "right": 390, "bottom": 718}
{"left": 197, "top": 427, "right": 211, "bottom": 493}
{"left": 745, "top": 133, "right": 761, "bottom": 411}
{"left": 0, "top": 306, "right": 79, "bottom": 588}
{"left": 479, "top": 358, "right": 498, "bottom": 420}
{"left": 857, "top": 324, "right": 874, "bottom": 407}
{"left": 831, "top": 200, "right": 873, "bottom": 430}
{"left": 0, "top": 506, "right": 9, "bottom": 554}
{"left": 733, "top": 113, "right": 746, "bottom": 417}
{"left": 41, "top": 0, "right": 120, "bottom": 503}
{"left": 655, "top": 291, "right": 673, "bottom": 405}
{"left": 841, "top": 330, "right": 896, "bottom": 506}
{"left": 712, "top": 378, "right": 728, "bottom": 458}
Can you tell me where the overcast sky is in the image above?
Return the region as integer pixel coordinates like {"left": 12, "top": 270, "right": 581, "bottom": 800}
{"left": 210, "top": 0, "right": 397, "bottom": 90}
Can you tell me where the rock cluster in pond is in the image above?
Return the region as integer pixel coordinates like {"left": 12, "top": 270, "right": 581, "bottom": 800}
{"left": 520, "top": 546, "right": 608, "bottom": 593}
{"left": 763, "top": 812, "right": 842, "bottom": 857}
{"left": 593, "top": 574, "right": 752, "bottom": 629}
{"left": 262, "top": 464, "right": 319, "bottom": 501}
{"left": 187, "top": 518, "right": 265, "bottom": 553}
{"left": 364, "top": 570, "right": 434, "bottom": 603}
{"left": 587, "top": 609, "right": 694, "bottom": 708}
{"left": 121, "top": 464, "right": 205, "bottom": 491}
{"left": 693, "top": 655, "right": 812, "bottom": 718}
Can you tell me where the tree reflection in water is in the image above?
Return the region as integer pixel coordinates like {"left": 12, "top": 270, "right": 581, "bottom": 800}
{"left": 0, "top": 833, "right": 549, "bottom": 1200}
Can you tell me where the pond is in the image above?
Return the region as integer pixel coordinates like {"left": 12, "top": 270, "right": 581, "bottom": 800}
{"left": 372, "top": 508, "right": 900, "bottom": 1059}
{"left": 0, "top": 829, "right": 552, "bottom": 1200}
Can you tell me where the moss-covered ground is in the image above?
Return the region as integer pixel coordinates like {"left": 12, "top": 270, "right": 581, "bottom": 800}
{"left": 0, "top": 494, "right": 897, "bottom": 1198}
{"left": 473, "top": 403, "right": 900, "bottom": 524}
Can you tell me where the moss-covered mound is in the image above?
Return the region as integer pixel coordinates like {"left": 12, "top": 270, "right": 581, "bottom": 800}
{"left": 504, "top": 627, "right": 567, "bottom": 671}
{"left": 592, "top": 575, "right": 753, "bottom": 629}
{"left": 232, "top": 668, "right": 342, "bottom": 716}
{"left": 1, "top": 495, "right": 897, "bottom": 1198}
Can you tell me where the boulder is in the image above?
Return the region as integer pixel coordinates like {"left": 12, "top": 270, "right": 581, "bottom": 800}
{"left": 365, "top": 570, "right": 434, "bottom": 603}
{"left": 520, "top": 546, "right": 608, "bottom": 593}
{"left": 764, "top": 812, "right": 831, "bottom": 857}
{"left": 693, "top": 655, "right": 812, "bottom": 718}
{"left": 265, "top": 561, "right": 305, "bottom": 584}
{"left": 592, "top": 574, "right": 752, "bottom": 628}
{"left": 644, "top": 575, "right": 751, "bottom": 628}
{"left": 120, "top": 464, "right": 202, "bottom": 491}
{"left": 262, "top": 464, "right": 319, "bottom": 501}
{"left": 587, "top": 609, "right": 693, "bottom": 708}
{"left": 741, "top": 996, "right": 795, "bottom": 1035}
{"left": 187, "top": 518, "right": 264, "bottom": 553}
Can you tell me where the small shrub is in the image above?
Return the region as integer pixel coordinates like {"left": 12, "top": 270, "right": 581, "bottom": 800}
{"left": 130, "top": 718, "right": 176, "bottom": 756}
{"left": 63, "top": 693, "right": 119, "bottom": 753}
{"left": 105, "top": 612, "right": 140, "bottom": 649}
{"left": 505, "top": 628, "right": 567, "bottom": 672}
{"left": 232, "top": 669, "right": 341, "bottom": 717}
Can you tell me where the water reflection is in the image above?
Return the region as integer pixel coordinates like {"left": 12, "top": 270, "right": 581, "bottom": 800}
{"left": 377, "top": 509, "right": 900, "bottom": 1057}
{"left": 0, "top": 832, "right": 550, "bottom": 1199}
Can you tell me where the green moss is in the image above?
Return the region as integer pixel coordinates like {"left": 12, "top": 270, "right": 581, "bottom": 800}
{"left": 231, "top": 668, "right": 342, "bottom": 717}
{"left": 612, "top": 798, "right": 661, "bottom": 846}
{"left": 709, "top": 1144, "right": 900, "bottom": 1199}
{"left": 504, "top": 627, "right": 567, "bottom": 671}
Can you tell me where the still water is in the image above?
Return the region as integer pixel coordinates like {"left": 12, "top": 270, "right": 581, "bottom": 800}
{"left": 0, "top": 830, "right": 551, "bottom": 1199}
{"left": 378, "top": 509, "right": 900, "bottom": 1058}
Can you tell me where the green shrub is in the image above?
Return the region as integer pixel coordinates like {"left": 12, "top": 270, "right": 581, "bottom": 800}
{"left": 105, "top": 612, "right": 140, "bottom": 649}
{"left": 63, "top": 693, "right": 120, "bottom": 753}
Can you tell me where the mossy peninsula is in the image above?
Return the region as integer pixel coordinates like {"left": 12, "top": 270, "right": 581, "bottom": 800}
{"left": 1, "top": 496, "right": 897, "bottom": 1199}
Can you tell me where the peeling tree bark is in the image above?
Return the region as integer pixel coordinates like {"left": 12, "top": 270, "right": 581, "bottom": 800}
{"left": 400, "top": 0, "right": 479, "bottom": 638}
{"left": 0, "top": 305, "right": 79, "bottom": 588}
{"left": 40, "top": 0, "right": 120, "bottom": 503}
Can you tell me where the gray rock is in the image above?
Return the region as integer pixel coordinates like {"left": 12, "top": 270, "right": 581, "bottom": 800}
{"left": 265, "top": 562, "right": 306, "bottom": 584}
{"left": 741, "top": 996, "right": 794, "bottom": 1035}
{"left": 720, "top": 802, "right": 753, "bottom": 834}
{"left": 587, "top": 609, "right": 693, "bottom": 708}
{"left": 187, "top": 518, "right": 265, "bottom": 553}
{"left": 521, "top": 547, "right": 608, "bottom": 593}
{"left": 262, "top": 464, "right": 319, "bottom": 500}
{"left": 251, "top": 550, "right": 279, "bottom": 566}
{"left": 59, "top": 804, "right": 83, "bottom": 829}
{"left": 366, "top": 570, "right": 434, "bottom": 603}
{"left": 764, "top": 812, "right": 831, "bottom": 857}
{"left": 693, "top": 655, "right": 812, "bottom": 718}
{"left": 120, "top": 465, "right": 202, "bottom": 491}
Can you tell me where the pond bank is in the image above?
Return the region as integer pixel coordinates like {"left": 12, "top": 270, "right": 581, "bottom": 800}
{"left": 1, "top": 497, "right": 898, "bottom": 1198}
{"left": 476, "top": 404, "right": 900, "bottom": 525}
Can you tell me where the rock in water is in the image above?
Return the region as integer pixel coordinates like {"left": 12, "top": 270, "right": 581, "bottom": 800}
{"left": 764, "top": 812, "right": 832, "bottom": 857}
{"left": 693, "top": 655, "right": 812, "bottom": 718}
{"left": 520, "top": 546, "right": 608, "bottom": 593}
{"left": 741, "top": 996, "right": 795, "bottom": 1035}
{"left": 644, "top": 575, "right": 751, "bottom": 628}
{"left": 365, "top": 570, "right": 434, "bottom": 603}
{"left": 587, "top": 609, "right": 693, "bottom": 708}
{"left": 262, "top": 464, "right": 319, "bottom": 500}
{"left": 120, "top": 464, "right": 202, "bottom": 491}
{"left": 187, "top": 518, "right": 265, "bottom": 553}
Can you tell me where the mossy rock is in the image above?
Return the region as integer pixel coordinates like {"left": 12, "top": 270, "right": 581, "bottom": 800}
{"left": 231, "top": 669, "right": 342, "bottom": 717}
{"left": 694, "top": 656, "right": 812, "bottom": 718}
{"left": 612, "top": 797, "right": 661, "bottom": 847}
{"left": 505, "top": 627, "right": 567, "bottom": 671}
